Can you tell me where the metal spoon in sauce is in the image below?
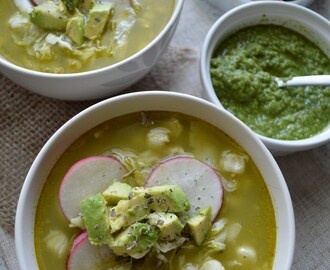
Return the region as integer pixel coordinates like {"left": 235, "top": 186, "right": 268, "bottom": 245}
{"left": 276, "top": 75, "right": 330, "bottom": 88}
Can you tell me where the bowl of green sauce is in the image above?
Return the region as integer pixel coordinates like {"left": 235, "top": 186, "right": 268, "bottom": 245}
{"left": 200, "top": 1, "right": 330, "bottom": 155}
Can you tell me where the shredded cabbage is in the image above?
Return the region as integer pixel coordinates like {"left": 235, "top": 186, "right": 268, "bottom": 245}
{"left": 109, "top": 149, "right": 150, "bottom": 186}
{"left": 155, "top": 237, "right": 187, "bottom": 253}
{"left": 9, "top": 13, "right": 45, "bottom": 46}
{"left": 112, "top": 7, "right": 137, "bottom": 58}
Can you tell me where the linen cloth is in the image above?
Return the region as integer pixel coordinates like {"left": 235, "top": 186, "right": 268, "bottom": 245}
{"left": 0, "top": 0, "right": 329, "bottom": 269}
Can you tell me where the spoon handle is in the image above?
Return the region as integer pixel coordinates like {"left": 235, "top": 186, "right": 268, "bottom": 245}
{"left": 277, "top": 75, "right": 330, "bottom": 87}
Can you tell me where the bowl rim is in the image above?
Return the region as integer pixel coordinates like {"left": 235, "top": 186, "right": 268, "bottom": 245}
{"left": 238, "top": 0, "right": 314, "bottom": 5}
{"left": 200, "top": 1, "right": 330, "bottom": 151}
{"left": 15, "top": 91, "right": 295, "bottom": 270}
{"left": 0, "top": 0, "right": 184, "bottom": 77}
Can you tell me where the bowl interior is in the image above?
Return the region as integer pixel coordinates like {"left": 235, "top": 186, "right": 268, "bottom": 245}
{"left": 15, "top": 91, "right": 294, "bottom": 270}
{"left": 201, "top": 2, "right": 330, "bottom": 154}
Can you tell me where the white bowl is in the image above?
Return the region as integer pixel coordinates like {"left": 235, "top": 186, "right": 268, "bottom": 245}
{"left": 200, "top": 1, "right": 330, "bottom": 155}
{"left": 15, "top": 91, "right": 295, "bottom": 270}
{"left": 207, "top": 0, "right": 315, "bottom": 12}
{"left": 0, "top": 0, "right": 183, "bottom": 101}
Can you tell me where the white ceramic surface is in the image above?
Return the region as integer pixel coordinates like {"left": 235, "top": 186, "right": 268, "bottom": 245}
{"left": 200, "top": 1, "right": 330, "bottom": 155}
{"left": 207, "top": 0, "right": 315, "bottom": 12}
{"left": 0, "top": 0, "right": 183, "bottom": 101}
{"left": 15, "top": 91, "right": 295, "bottom": 270}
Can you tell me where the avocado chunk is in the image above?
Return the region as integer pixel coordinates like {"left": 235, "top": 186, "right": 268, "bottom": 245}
{"left": 66, "top": 14, "right": 85, "bottom": 45}
{"left": 187, "top": 206, "right": 212, "bottom": 245}
{"left": 102, "top": 182, "right": 133, "bottom": 205}
{"left": 81, "top": 194, "right": 112, "bottom": 245}
{"left": 133, "top": 185, "right": 190, "bottom": 213}
{"left": 84, "top": 4, "right": 113, "bottom": 40}
{"left": 148, "top": 212, "right": 184, "bottom": 240}
{"left": 109, "top": 223, "right": 159, "bottom": 259}
{"left": 30, "top": 1, "right": 68, "bottom": 31}
{"left": 108, "top": 194, "right": 150, "bottom": 233}
{"left": 108, "top": 185, "right": 190, "bottom": 233}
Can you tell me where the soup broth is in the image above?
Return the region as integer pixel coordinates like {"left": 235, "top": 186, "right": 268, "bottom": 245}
{"left": 35, "top": 112, "right": 276, "bottom": 269}
{"left": 0, "top": 0, "right": 174, "bottom": 73}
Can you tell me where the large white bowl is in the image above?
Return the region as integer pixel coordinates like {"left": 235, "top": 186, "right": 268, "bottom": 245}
{"left": 0, "top": 0, "right": 183, "bottom": 101}
{"left": 207, "top": 0, "right": 315, "bottom": 12}
{"left": 15, "top": 91, "right": 295, "bottom": 270}
{"left": 200, "top": 1, "right": 330, "bottom": 155}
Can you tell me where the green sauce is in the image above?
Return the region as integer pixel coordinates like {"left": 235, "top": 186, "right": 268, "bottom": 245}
{"left": 210, "top": 25, "right": 330, "bottom": 140}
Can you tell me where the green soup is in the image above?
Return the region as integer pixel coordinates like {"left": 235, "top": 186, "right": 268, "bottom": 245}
{"left": 35, "top": 111, "right": 276, "bottom": 270}
{"left": 0, "top": 0, "right": 174, "bottom": 73}
{"left": 210, "top": 24, "right": 330, "bottom": 140}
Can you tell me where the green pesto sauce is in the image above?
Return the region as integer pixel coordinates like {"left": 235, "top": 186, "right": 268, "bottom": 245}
{"left": 210, "top": 25, "right": 330, "bottom": 140}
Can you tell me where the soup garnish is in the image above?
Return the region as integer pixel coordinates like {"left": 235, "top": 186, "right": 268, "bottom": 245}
{"left": 0, "top": 0, "right": 173, "bottom": 73}
{"left": 34, "top": 112, "right": 276, "bottom": 269}
{"left": 59, "top": 155, "right": 223, "bottom": 262}
{"left": 63, "top": 169, "right": 219, "bottom": 267}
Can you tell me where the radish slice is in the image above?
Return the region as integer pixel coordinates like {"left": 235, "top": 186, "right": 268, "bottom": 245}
{"left": 67, "top": 231, "right": 114, "bottom": 270}
{"left": 59, "top": 156, "right": 128, "bottom": 220}
{"left": 145, "top": 157, "right": 223, "bottom": 220}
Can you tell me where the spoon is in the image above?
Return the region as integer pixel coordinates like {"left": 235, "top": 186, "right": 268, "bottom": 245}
{"left": 276, "top": 75, "right": 330, "bottom": 88}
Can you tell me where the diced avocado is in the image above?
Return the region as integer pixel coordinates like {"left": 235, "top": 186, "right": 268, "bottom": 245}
{"left": 148, "top": 212, "right": 184, "bottom": 240}
{"left": 84, "top": 4, "right": 113, "bottom": 40}
{"left": 108, "top": 194, "right": 150, "bottom": 233}
{"left": 102, "top": 182, "right": 133, "bottom": 205}
{"left": 108, "top": 185, "right": 190, "bottom": 233}
{"left": 81, "top": 194, "right": 112, "bottom": 245}
{"left": 66, "top": 14, "right": 84, "bottom": 45}
{"left": 187, "top": 206, "right": 212, "bottom": 245}
{"left": 133, "top": 185, "right": 191, "bottom": 213}
{"left": 108, "top": 223, "right": 159, "bottom": 259}
{"left": 30, "top": 1, "right": 68, "bottom": 31}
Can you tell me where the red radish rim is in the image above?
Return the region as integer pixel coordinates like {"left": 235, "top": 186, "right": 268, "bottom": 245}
{"left": 66, "top": 231, "right": 88, "bottom": 268}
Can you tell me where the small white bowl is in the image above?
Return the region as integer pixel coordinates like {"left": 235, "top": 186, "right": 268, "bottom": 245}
{"left": 207, "top": 0, "right": 315, "bottom": 12}
{"left": 200, "top": 1, "right": 330, "bottom": 155}
{"left": 0, "top": 0, "right": 183, "bottom": 101}
{"left": 15, "top": 91, "right": 294, "bottom": 270}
